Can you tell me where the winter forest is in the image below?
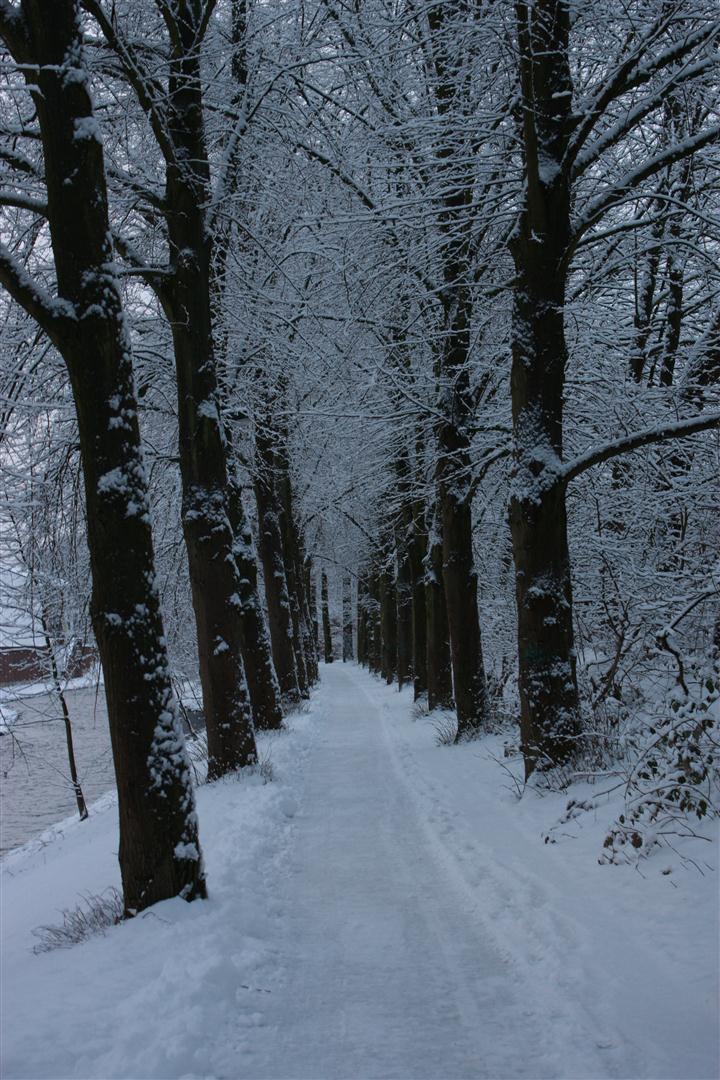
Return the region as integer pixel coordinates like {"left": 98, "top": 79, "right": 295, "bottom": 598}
{"left": 0, "top": 1, "right": 718, "bottom": 1078}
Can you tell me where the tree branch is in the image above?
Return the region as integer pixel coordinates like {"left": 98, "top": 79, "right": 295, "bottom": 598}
{"left": 0, "top": 243, "right": 75, "bottom": 348}
{"left": 561, "top": 412, "right": 720, "bottom": 488}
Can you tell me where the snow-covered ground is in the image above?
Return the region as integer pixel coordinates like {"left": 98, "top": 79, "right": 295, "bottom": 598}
{"left": 1, "top": 663, "right": 717, "bottom": 1080}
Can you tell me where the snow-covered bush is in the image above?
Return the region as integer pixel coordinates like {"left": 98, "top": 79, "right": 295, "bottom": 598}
{"left": 600, "top": 653, "right": 720, "bottom": 864}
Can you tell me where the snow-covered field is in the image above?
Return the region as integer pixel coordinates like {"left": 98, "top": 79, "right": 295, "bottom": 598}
{"left": 1, "top": 663, "right": 717, "bottom": 1080}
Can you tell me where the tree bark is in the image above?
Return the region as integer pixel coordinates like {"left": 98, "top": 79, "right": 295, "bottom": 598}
{"left": 157, "top": 0, "right": 257, "bottom": 778}
{"left": 342, "top": 575, "right": 354, "bottom": 661}
{"left": 356, "top": 574, "right": 367, "bottom": 665}
{"left": 395, "top": 516, "right": 414, "bottom": 690}
{"left": 510, "top": 0, "right": 581, "bottom": 777}
{"left": 272, "top": 423, "right": 310, "bottom": 696}
{"left": 425, "top": 513, "right": 454, "bottom": 711}
{"left": 428, "top": 1, "right": 489, "bottom": 739}
{"left": 321, "top": 570, "right": 334, "bottom": 663}
{"left": 306, "top": 558, "right": 320, "bottom": 666}
{"left": 0, "top": 0, "right": 205, "bottom": 912}
{"left": 226, "top": 474, "right": 284, "bottom": 730}
{"left": 368, "top": 569, "right": 382, "bottom": 675}
{"left": 410, "top": 496, "right": 428, "bottom": 700}
{"left": 379, "top": 560, "right": 397, "bottom": 685}
{"left": 254, "top": 421, "right": 301, "bottom": 702}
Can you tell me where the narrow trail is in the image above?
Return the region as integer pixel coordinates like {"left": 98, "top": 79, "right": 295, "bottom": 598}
{"left": 246, "top": 664, "right": 575, "bottom": 1080}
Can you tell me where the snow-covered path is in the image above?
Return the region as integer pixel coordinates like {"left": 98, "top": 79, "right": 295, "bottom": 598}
{"left": 249, "top": 663, "right": 528, "bottom": 1080}
{"left": 2, "top": 662, "right": 717, "bottom": 1080}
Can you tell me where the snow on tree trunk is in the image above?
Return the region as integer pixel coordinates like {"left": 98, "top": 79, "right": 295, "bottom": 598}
{"left": 509, "top": 0, "right": 580, "bottom": 777}
{"left": 160, "top": 0, "right": 257, "bottom": 778}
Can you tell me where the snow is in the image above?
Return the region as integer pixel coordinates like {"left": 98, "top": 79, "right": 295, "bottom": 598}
{"left": 1, "top": 663, "right": 718, "bottom": 1080}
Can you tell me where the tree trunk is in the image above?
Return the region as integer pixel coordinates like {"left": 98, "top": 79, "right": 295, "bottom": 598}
{"left": 272, "top": 430, "right": 310, "bottom": 697}
{"left": 0, "top": 0, "right": 206, "bottom": 913}
{"left": 426, "top": 515, "right": 454, "bottom": 711}
{"left": 321, "top": 570, "right": 334, "bottom": 663}
{"left": 356, "top": 575, "right": 367, "bottom": 665}
{"left": 379, "top": 562, "right": 397, "bottom": 685}
{"left": 428, "top": 1, "right": 489, "bottom": 739}
{"left": 306, "top": 558, "right": 320, "bottom": 666}
{"left": 395, "top": 521, "right": 413, "bottom": 690}
{"left": 410, "top": 497, "right": 428, "bottom": 700}
{"left": 342, "top": 575, "right": 354, "bottom": 661}
{"left": 254, "top": 424, "right": 301, "bottom": 702}
{"left": 226, "top": 475, "right": 283, "bottom": 730}
{"left": 510, "top": 0, "right": 580, "bottom": 777}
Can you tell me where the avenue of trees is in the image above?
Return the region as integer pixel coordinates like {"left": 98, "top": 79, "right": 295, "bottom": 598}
{"left": 1, "top": 0, "right": 718, "bottom": 912}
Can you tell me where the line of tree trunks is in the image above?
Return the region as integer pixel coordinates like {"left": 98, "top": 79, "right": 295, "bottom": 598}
{"left": 0, "top": 0, "right": 206, "bottom": 913}
{"left": 355, "top": 504, "right": 453, "bottom": 712}
{"left": 90, "top": 0, "right": 258, "bottom": 778}
{"left": 207, "top": 0, "right": 285, "bottom": 734}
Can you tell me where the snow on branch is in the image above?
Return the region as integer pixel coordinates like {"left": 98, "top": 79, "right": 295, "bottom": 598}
{"left": 572, "top": 125, "right": 720, "bottom": 244}
{"left": 0, "top": 242, "right": 75, "bottom": 347}
{"left": 561, "top": 412, "right": 720, "bottom": 488}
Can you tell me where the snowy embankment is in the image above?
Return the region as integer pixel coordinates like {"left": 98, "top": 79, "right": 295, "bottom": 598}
{"left": 1, "top": 663, "right": 717, "bottom": 1080}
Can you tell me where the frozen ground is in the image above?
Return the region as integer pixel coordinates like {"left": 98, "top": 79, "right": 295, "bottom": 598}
{"left": 1, "top": 663, "right": 718, "bottom": 1079}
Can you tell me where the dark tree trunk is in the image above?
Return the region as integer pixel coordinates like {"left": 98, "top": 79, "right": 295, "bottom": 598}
{"left": 306, "top": 559, "right": 320, "bottom": 666}
{"left": 226, "top": 476, "right": 284, "bottom": 730}
{"left": 295, "top": 537, "right": 318, "bottom": 685}
{"left": 410, "top": 498, "right": 428, "bottom": 700}
{"left": 368, "top": 570, "right": 382, "bottom": 675}
{"left": 425, "top": 518, "right": 454, "bottom": 711}
{"left": 342, "top": 575, "right": 354, "bottom": 661}
{"left": 254, "top": 423, "right": 300, "bottom": 702}
{"left": 379, "top": 562, "right": 397, "bottom": 685}
{"left": 0, "top": 0, "right": 205, "bottom": 912}
{"left": 428, "top": 1, "right": 489, "bottom": 739}
{"left": 393, "top": 442, "right": 414, "bottom": 689}
{"left": 321, "top": 570, "right": 334, "bottom": 663}
{"left": 356, "top": 575, "right": 367, "bottom": 665}
{"left": 272, "top": 428, "right": 310, "bottom": 697}
{"left": 510, "top": 0, "right": 580, "bottom": 777}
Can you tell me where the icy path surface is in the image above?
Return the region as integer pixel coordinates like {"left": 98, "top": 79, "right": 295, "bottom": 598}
{"left": 2, "top": 662, "right": 717, "bottom": 1079}
{"left": 249, "top": 663, "right": 537, "bottom": 1080}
